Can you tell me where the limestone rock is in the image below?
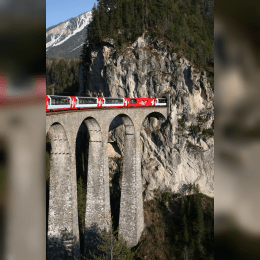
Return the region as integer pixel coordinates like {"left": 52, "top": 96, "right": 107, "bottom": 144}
{"left": 79, "top": 34, "right": 214, "bottom": 200}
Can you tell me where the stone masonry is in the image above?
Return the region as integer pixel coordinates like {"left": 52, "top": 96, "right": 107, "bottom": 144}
{"left": 47, "top": 124, "right": 75, "bottom": 260}
{"left": 46, "top": 106, "right": 167, "bottom": 258}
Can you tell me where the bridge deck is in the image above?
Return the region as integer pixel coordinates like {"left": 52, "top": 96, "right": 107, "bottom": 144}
{"left": 46, "top": 106, "right": 168, "bottom": 116}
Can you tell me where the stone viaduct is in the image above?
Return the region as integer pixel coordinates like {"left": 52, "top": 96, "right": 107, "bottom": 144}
{"left": 46, "top": 106, "right": 168, "bottom": 259}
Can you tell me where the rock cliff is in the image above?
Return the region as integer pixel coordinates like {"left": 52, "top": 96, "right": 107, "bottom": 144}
{"left": 79, "top": 34, "right": 214, "bottom": 200}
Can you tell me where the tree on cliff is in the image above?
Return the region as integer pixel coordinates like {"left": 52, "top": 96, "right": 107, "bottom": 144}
{"left": 81, "top": 0, "right": 214, "bottom": 70}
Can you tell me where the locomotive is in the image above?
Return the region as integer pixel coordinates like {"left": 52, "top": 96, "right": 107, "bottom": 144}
{"left": 46, "top": 95, "right": 167, "bottom": 112}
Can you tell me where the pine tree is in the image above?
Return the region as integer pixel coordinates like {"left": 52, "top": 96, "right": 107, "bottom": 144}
{"left": 183, "top": 213, "right": 189, "bottom": 244}
{"left": 168, "top": 23, "right": 174, "bottom": 42}
{"left": 194, "top": 188, "right": 204, "bottom": 244}
{"left": 88, "top": 229, "right": 135, "bottom": 260}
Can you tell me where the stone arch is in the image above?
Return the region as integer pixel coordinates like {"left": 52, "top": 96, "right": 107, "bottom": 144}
{"left": 141, "top": 111, "right": 167, "bottom": 128}
{"left": 76, "top": 117, "right": 108, "bottom": 257}
{"left": 46, "top": 123, "right": 74, "bottom": 260}
{"left": 141, "top": 111, "right": 167, "bottom": 149}
{"left": 140, "top": 112, "right": 168, "bottom": 202}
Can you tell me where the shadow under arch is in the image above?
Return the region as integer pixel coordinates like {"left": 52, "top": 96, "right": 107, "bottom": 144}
{"left": 141, "top": 111, "right": 167, "bottom": 126}
{"left": 75, "top": 119, "right": 89, "bottom": 256}
{"left": 46, "top": 123, "right": 75, "bottom": 260}
{"left": 76, "top": 116, "right": 110, "bottom": 258}
{"left": 141, "top": 110, "right": 168, "bottom": 147}
{"left": 142, "top": 111, "right": 167, "bottom": 144}
{"left": 107, "top": 115, "right": 124, "bottom": 233}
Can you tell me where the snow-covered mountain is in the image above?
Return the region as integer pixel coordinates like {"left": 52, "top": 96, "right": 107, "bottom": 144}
{"left": 46, "top": 11, "right": 92, "bottom": 59}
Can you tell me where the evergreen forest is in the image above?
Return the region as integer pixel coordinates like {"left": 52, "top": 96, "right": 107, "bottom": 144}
{"left": 46, "top": 57, "right": 80, "bottom": 95}
{"left": 82, "top": 0, "right": 214, "bottom": 70}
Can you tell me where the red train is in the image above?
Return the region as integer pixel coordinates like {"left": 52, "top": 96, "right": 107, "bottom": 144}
{"left": 46, "top": 95, "right": 167, "bottom": 112}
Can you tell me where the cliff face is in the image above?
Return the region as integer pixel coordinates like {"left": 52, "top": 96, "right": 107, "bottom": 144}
{"left": 79, "top": 34, "right": 214, "bottom": 200}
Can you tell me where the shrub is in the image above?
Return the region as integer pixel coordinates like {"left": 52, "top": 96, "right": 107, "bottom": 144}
{"left": 148, "top": 225, "right": 156, "bottom": 234}
{"left": 82, "top": 229, "right": 135, "bottom": 260}
{"left": 190, "top": 125, "right": 200, "bottom": 134}
{"left": 142, "top": 238, "right": 148, "bottom": 246}
{"left": 202, "top": 128, "right": 214, "bottom": 137}
{"left": 197, "top": 115, "right": 207, "bottom": 124}
{"left": 178, "top": 119, "right": 185, "bottom": 130}
{"left": 187, "top": 141, "right": 202, "bottom": 152}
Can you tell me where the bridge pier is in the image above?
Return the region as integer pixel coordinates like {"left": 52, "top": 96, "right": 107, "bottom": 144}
{"left": 135, "top": 130, "right": 145, "bottom": 242}
{"left": 47, "top": 124, "right": 76, "bottom": 260}
{"left": 69, "top": 134, "right": 81, "bottom": 260}
{"left": 83, "top": 118, "right": 110, "bottom": 256}
{"left": 118, "top": 117, "right": 144, "bottom": 247}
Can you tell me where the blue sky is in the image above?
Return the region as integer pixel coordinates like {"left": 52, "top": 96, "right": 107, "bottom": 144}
{"left": 46, "top": 0, "right": 97, "bottom": 28}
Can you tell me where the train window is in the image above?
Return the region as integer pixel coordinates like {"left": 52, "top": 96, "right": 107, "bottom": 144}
{"left": 78, "top": 98, "right": 97, "bottom": 104}
{"left": 130, "top": 99, "right": 137, "bottom": 103}
{"left": 157, "top": 98, "right": 167, "bottom": 103}
{"left": 51, "top": 96, "right": 70, "bottom": 105}
{"left": 105, "top": 98, "right": 124, "bottom": 104}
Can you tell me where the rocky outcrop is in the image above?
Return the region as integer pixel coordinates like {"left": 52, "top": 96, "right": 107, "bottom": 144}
{"left": 79, "top": 34, "right": 214, "bottom": 200}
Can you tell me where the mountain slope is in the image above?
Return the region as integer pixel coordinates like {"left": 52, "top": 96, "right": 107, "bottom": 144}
{"left": 46, "top": 11, "right": 92, "bottom": 58}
